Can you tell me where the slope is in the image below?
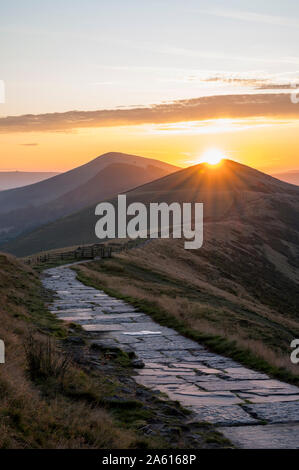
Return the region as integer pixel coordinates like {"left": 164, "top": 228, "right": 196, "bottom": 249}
{"left": 4, "top": 159, "right": 298, "bottom": 257}
{"left": 0, "top": 152, "right": 178, "bottom": 244}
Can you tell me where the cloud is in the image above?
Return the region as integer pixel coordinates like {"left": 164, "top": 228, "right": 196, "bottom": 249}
{"left": 256, "top": 83, "right": 299, "bottom": 90}
{"left": 146, "top": 118, "right": 292, "bottom": 136}
{"left": 19, "top": 142, "right": 39, "bottom": 146}
{"left": 200, "top": 76, "right": 299, "bottom": 90}
{"left": 202, "top": 77, "right": 260, "bottom": 84}
{"left": 201, "top": 8, "right": 299, "bottom": 28}
{"left": 0, "top": 93, "right": 298, "bottom": 133}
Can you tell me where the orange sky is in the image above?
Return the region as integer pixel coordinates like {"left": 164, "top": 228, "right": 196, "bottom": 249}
{"left": 1, "top": 116, "right": 298, "bottom": 174}
{"left": 2, "top": 3, "right": 299, "bottom": 174}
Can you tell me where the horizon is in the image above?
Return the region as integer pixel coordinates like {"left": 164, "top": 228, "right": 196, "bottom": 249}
{"left": 1, "top": 1, "right": 299, "bottom": 174}
{"left": 0, "top": 154, "right": 298, "bottom": 185}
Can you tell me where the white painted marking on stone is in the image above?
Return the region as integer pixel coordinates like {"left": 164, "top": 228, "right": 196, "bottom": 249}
{"left": 123, "top": 330, "right": 162, "bottom": 336}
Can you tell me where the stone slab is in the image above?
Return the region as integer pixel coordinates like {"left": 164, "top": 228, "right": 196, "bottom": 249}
{"left": 220, "top": 423, "right": 299, "bottom": 449}
{"left": 82, "top": 324, "right": 124, "bottom": 332}
{"left": 191, "top": 404, "right": 258, "bottom": 426}
{"left": 243, "top": 401, "right": 299, "bottom": 423}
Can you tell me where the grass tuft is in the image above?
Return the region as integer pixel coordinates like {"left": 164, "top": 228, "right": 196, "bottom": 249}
{"left": 24, "top": 332, "right": 71, "bottom": 382}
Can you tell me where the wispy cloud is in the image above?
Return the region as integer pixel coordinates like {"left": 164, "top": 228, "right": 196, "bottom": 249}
{"left": 145, "top": 118, "right": 290, "bottom": 136}
{"left": 199, "top": 76, "right": 299, "bottom": 90}
{"left": 97, "top": 66, "right": 299, "bottom": 89}
{"left": 144, "top": 43, "right": 299, "bottom": 65}
{"left": 0, "top": 93, "right": 298, "bottom": 133}
{"left": 201, "top": 8, "right": 299, "bottom": 28}
{"left": 19, "top": 142, "right": 39, "bottom": 146}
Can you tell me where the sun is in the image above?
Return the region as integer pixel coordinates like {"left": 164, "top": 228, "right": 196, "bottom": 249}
{"left": 201, "top": 149, "right": 225, "bottom": 165}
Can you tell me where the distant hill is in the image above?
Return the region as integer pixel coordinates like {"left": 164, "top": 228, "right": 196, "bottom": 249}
{"left": 272, "top": 170, "right": 299, "bottom": 186}
{"left": 3, "top": 159, "right": 298, "bottom": 257}
{"left": 0, "top": 171, "right": 59, "bottom": 190}
{"left": 0, "top": 152, "right": 179, "bottom": 245}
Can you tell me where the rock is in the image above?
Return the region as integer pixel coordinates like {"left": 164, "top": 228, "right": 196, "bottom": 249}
{"left": 131, "top": 359, "right": 145, "bottom": 368}
{"left": 89, "top": 340, "right": 120, "bottom": 352}
{"left": 127, "top": 350, "right": 136, "bottom": 359}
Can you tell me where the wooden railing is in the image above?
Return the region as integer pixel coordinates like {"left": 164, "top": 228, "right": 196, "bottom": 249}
{"left": 24, "top": 244, "right": 112, "bottom": 265}
{"left": 23, "top": 238, "right": 147, "bottom": 266}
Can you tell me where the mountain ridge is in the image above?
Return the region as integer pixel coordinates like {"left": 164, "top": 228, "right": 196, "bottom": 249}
{"left": 0, "top": 152, "right": 179, "bottom": 245}
{"left": 0, "top": 152, "right": 179, "bottom": 213}
{"left": 3, "top": 159, "right": 298, "bottom": 256}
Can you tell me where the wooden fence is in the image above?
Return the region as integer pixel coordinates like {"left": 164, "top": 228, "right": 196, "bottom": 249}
{"left": 24, "top": 244, "right": 112, "bottom": 265}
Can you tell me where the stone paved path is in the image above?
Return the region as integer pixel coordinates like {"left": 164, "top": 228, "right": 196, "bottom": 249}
{"left": 43, "top": 266, "right": 299, "bottom": 449}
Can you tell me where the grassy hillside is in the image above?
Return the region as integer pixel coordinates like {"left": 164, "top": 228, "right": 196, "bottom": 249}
{"left": 0, "top": 253, "right": 225, "bottom": 449}
{"left": 0, "top": 253, "right": 137, "bottom": 448}
{"left": 74, "top": 233, "right": 299, "bottom": 385}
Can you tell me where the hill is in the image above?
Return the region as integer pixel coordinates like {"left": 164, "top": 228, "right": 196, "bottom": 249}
{"left": 4, "top": 159, "right": 298, "bottom": 257}
{"left": 70, "top": 160, "right": 299, "bottom": 381}
{"left": 0, "top": 152, "right": 178, "bottom": 245}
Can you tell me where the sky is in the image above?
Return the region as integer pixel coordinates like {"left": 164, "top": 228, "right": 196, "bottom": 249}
{"left": 0, "top": 0, "right": 299, "bottom": 173}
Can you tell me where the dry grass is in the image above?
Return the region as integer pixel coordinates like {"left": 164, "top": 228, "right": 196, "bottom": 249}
{"left": 75, "top": 236, "right": 299, "bottom": 380}
{"left": 0, "top": 252, "right": 143, "bottom": 449}
{"left": 24, "top": 333, "right": 71, "bottom": 382}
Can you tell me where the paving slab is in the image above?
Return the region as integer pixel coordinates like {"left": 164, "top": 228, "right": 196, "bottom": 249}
{"left": 224, "top": 367, "right": 269, "bottom": 380}
{"left": 196, "top": 378, "right": 295, "bottom": 392}
{"left": 239, "top": 394, "right": 299, "bottom": 404}
{"left": 82, "top": 324, "right": 124, "bottom": 332}
{"left": 190, "top": 405, "right": 258, "bottom": 426}
{"left": 220, "top": 423, "right": 299, "bottom": 449}
{"left": 154, "top": 385, "right": 243, "bottom": 406}
{"left": 134, "top": 375, "right": 187, "bottom": 387}
{"left": 59, "top": 315, "right": 94, "bottom": 321}
{"left": 243, "top": 401, "right": 299, "bottom": 423}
